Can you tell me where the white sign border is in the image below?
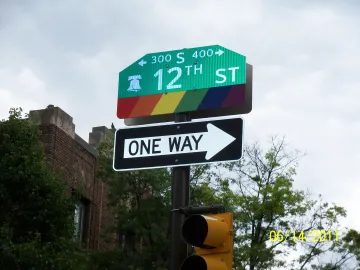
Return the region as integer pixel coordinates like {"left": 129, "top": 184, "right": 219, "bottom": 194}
{"left": 112, "top": 115, "right": 245, "bottom": 172}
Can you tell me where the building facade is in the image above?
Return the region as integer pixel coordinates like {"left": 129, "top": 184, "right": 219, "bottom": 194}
{"left": 29, "top": 105, "right": 116, "bottom": 251}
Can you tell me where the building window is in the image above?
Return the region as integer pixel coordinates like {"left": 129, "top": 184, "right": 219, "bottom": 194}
{"left": 74, "top": 201, "right": 85, "bottom": 242}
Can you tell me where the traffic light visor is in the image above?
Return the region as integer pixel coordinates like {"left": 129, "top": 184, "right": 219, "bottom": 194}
{"left": 181, "top": 213, "right": 233, "bottom": 270}
{"left": 182, "top": 214, "right": 228, "bottom": 248}
{"left": 180, "top": 255, "right": 228, "bottom": 270}
{"left": 182, "top": 215, "right": 208, "bottom": 247}
{"left": 181, "top": 255, "right": 207, "bottom": 270}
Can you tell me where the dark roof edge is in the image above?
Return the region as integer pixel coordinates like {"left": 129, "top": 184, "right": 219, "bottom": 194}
{"left": 75, "top": 133, "right": 98, "bottom": 157}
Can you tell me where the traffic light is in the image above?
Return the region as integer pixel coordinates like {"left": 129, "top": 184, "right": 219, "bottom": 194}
{"left": 180, "top": 212, "right": 233, "bottom": 270}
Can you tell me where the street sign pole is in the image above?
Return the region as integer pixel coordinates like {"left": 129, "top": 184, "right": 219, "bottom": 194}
{"left": 170, "top": 112, "right": 190, "bottom": 270}
{"left": 115, "top": 44, "right": 250, "bottom": 269}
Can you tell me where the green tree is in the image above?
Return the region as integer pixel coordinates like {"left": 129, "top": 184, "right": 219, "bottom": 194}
{"left": 0, "top": 108, "right": 89, "bottom": 269}
{"left": 215, "top": 136, "right": 359, "bottom": 270}
{"left": 309, "top": 228, "right": 360, "bottom": 270}
{"left": 94, "top": 130, "right": 360, "bottom": 270}
{"left": 93, "top": 130, "right": 172, "bottom": 270}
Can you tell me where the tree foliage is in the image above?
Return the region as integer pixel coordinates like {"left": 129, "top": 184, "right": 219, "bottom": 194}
{"left": 216, "top": 136, "right": 356, "bottom": 269}
{"left": 94, "top": 130, "right": 360, "bottom": 270}
{"left": 5, "top": 107, "right": 358, "bottom": 269}
{"left": 93, "top": 130, "right": 172, "bottom": 269}
{"left": 0, "top": 108, "right": 89, "bottom": 269}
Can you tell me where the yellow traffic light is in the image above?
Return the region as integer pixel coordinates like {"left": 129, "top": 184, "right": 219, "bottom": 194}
{"left": 180, "top": 212, "right": 233, "bottom": 270}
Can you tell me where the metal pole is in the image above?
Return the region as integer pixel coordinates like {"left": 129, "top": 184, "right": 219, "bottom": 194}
{"left": 170, "top": 112, "right": 190, "bottom": 270}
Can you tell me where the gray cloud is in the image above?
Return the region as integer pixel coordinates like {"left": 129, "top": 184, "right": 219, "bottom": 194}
{"left": 1, "top": 0, "right": 359, "bottom": 239}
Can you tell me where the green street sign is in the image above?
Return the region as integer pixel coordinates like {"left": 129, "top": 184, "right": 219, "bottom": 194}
{"left": 118, "top": 45, "right": 246, "bottom": 98}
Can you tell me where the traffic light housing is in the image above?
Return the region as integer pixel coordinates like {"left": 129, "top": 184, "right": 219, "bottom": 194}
{"left": 180, "top": 212, "right": 233, "bottom": 270}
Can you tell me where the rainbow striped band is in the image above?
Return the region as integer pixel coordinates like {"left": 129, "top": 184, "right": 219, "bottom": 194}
{"left": 117, "top": 84, "right": 246, "bottom": 119}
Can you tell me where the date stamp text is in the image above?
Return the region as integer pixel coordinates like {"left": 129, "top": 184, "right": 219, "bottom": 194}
{"left": 269, "top": 230, "right": 339, "bottom": 243}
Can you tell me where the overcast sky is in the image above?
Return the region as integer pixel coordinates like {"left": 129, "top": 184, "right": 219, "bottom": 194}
{"left": 1, "top": 0, "right": 359, "bottom": 243}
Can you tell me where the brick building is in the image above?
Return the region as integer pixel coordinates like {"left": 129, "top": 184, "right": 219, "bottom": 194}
{"left": 29, "top": 105, "right": 116, "bottom": 251}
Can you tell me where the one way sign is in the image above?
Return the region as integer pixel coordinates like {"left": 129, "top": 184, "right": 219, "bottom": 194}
{"left": 113, "top": 117, "right": 244, "bottom": 171}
